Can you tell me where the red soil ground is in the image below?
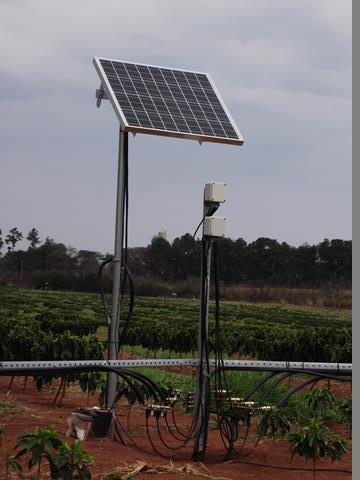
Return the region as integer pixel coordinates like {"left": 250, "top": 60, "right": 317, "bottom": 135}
{"left": 0, "top": 376, "right": 352, "bottom": 480}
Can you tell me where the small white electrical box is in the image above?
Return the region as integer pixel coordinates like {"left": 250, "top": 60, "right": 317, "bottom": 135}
{"left": 203, "top": 217, "right": 225, "bottom": 237}
{"left": 204, "top": 182, "right": 226, "bottom": 203}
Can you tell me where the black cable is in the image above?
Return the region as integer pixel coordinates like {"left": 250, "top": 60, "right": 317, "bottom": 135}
{"left": 192, "top": 215, "right": 206, "bottom": 240}
{"left": 113, "top": 416, "right": 145, "bottom": 452}
{"left": 118, "top": 369, "right": 166, "bottom": 403}
{"left": 213, "top": 241, "right": 237, "bottom": 457}
{"left": 145, "top": 414, "right": 173, "bottom": 458}
{"left": 116, "top": 262, "right": 135, "bottom": 354}
{"left": 192, "top": 205, "right": 219, "bottom": 240}
{"left": 257, "top": 372, "right": 293, "bottom": 405}
{"left": 170, "top": 407, "right": 198, "bottom": 440}
{"left": 119, "top": 132, "right": 129, "bottom": 300}
{"left": 98, "top": 256, "right": 135, "bottom": 356}
{"left": 98, "top": 257, "right": 113, "bottom": 325}
{"left": 164, "top": 414, "right": 189, "bottom": 442}
{"left": 155, "top": 415, "right": 191, "bottom": 451}
{"left": 192, "top": 239, "right": 212, "bottom": 461}
{"left": 231, "top": 460, "right": 351, "bottom": 474}
{"left": 243, "top": 371, "right": 280, "bottom": 401}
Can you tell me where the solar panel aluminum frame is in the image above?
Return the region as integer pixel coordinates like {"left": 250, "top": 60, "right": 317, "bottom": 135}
{"left": 93, "top": 57, "right": 244, "bottom": 146}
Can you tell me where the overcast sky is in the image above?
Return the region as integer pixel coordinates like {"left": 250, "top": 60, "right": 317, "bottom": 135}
{"left": 0, "top": 0, "right": 352, "bottom": 253}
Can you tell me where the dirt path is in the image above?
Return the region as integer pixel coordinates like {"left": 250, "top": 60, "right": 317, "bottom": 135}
{"left": 0, "top": 376, "right": 352, "bottom": 480}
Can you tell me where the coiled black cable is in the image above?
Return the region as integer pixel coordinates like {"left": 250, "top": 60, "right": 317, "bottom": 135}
{"left": 98, "top": 256, "right": 134, "bottom": 355}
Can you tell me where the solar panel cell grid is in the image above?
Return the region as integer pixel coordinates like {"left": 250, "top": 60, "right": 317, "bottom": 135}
{"left": 94, "top": 58, "right": 243, "bottom": 145}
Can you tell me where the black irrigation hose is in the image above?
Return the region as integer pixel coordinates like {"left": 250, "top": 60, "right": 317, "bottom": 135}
{"left": 145, "top": 414, "right": 177, "bottom": 459}
{"left": 164, "top": 414, "right": 189, "bottom": 442}
{"left": 119, "top": 369, "right": 166, "bottom": 403}
{"left": 257, "top": 372, "right": 293, "bottom": 405}
{"left": 243, "top": 371, "right": 280, "bottom": 401}
{"left": 231, "top": 460, "right": 352, "bottom": 474}
{"left": 277, "top": 376, "right": 322, "bottom": 407}
{"left": 147, "top": 406, "right": 202, "bottom": 459}
{"left": 275, "top": 369, "right": 352, "bottom": 407}
{"left": 170, "top": 407, "right": 198, "bottom": 440}
{"left": 155, "top": 416, "right": 192, "bottom": 451}
{"left": 113, "top": 406, "right": 146, "bottom": 453}
{"left": 212, "top": 241, "right": 237, "bottom": 458}
{"left": 282, "top": 369, "right": 352, "bottom": 381}
{"left": 238, "top": 425, "right": 252, "bottom": 456}
{"left": 111, "top": 366, "right": 194, "bottom": 455}
{"left": 192, "top": 238, "right": 212, "bottom": 459}
{"left": 235, "top": 431, "right": 263, "bottom": 460}
{"left": 108, "top": 371, "right": 147, "bottom": 410}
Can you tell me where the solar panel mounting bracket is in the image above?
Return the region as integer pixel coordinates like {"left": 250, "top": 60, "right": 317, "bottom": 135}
{"left": 96, "top": 83, "right": 109, "bottom": 108}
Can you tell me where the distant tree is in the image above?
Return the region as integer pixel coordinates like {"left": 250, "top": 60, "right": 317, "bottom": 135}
{"left": 32, "top": 237, "right": 77, "bottom": 271}
{"left": 295, "top": 243, "right": 318, "bottom": 286}
{"left": 77, "top": 250, "right": 103, "bottom": 274}
{"left": 148, "top": 235, "right": 173, "bottom": 279}
{"left": 26, "top": 227, "right": 40, "bottom": 249}
{"left": 5, "top": 227, "right": 23, "bottom": 253}
{"left": 172, "top": 234, "right": 200, "bottom": 280}
{"left": 245, "top": 237, "right": 282, "bottom": 284}
{"left": 317, "top": 239, "right": 352, "bottom": 285}
{"left": 127, "top": 247, "right": 147, "bottom": 276}
{"left": 218, "top": 237, "right": 247, "bottom": 283}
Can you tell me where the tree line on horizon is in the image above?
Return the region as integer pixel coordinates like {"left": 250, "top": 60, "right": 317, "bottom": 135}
{"left": 0, "top": 226, "right": 352, "bottom": 291}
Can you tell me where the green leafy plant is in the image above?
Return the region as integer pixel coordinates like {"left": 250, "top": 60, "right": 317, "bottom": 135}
{"left": 2, "top": 450, "right": 23, "bottom": 478}
{"left": 0, "top": 288, "right": 352, "bottom": 366}
{"left": 303, "top": 389, "right": 336, "bottom": 419}
{"left": 258, "top": 406, "right": 290, "bottom": 448}
{"left": 49, "top": 440, "right": 93, "bottom": 480}
{"left": 337, "top": 395, "right": 352, "bottom": 438}
{"left": 288, "top": 417, "right": 347, "bottom": 480}
{"left": 15, "top": 425, "right": 63, "bottom": 480}
{"left": 13, "top": 425, "right": 93, "bottom": 479}
{"left": 1, "top": 425, "right": 23, "bottom": 478}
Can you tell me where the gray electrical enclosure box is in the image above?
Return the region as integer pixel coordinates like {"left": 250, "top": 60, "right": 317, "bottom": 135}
{"left": 204, "top": 182, "right": 226, "bottom": 203}
{"left": 203, "top": 217, "right": 225, "bottom": 237}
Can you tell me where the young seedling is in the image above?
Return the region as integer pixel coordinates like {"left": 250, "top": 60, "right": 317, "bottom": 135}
{"left": 49, "top": 440, "right": 93, "bottom": 480}
{"left": 258, "top": 406, "right": 290, "bottom": 457}
{"left": 15, "top": 425, "right": 63, "bottom": 480}
{"left": 288, "top": 417, "right": 347, "bottom": 480}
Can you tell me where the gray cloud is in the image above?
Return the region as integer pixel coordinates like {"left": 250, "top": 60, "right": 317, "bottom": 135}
{"left": 0, "top": 0, "right": 352, "bottom": 252}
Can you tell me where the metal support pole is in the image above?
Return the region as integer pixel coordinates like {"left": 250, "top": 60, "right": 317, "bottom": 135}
{"left": 193, "top": 192, "right": 212, "bottom": 461}
{"left": 106, "top": 128, "right": 127, "bottom": 409}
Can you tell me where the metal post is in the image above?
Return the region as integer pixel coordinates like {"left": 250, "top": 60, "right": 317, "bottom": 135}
{"left": 106, "top": 128, "right": 127, "bottom": 409}
{"left": 193, "top": 196, "right": 212, "bottom": 461}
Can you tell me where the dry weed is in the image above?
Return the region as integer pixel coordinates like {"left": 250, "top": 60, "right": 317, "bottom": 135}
{"left": 101, "top": 460, "right": 232, "bottom": 480}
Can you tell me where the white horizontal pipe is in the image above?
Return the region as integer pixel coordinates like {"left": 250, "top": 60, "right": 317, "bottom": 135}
{"left": 0, "top": 359, "right": 352, "bottom": 374}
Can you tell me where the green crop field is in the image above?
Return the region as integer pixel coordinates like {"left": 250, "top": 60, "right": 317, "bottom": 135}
{"left": 0, "top": 287, "right": 351, "bottom": 364}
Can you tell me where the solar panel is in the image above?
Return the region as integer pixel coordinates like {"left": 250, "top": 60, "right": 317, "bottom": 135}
{"left": 93, "top": 57, "right": 244, "bottom": 146}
